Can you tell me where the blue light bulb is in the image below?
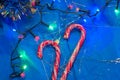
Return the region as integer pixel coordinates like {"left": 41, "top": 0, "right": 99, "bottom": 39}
{"left": 83, "top": 19, "right": 87, "bottom": 22}
{"left": 96, "top": 9, "right": 100, "bottom": 12}
{"left": 12, "top": 29, "right": 16, "bottom": 32}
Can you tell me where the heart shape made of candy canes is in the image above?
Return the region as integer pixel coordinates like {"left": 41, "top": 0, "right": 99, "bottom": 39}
{"left": 37, "top": 24, "right": 86, "bottom": 80}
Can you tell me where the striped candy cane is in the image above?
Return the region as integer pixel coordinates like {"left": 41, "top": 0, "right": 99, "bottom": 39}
{"left": 61, "top": 24, "right": 86, "bottom": 80}
{"left": 37, "top": 40, "right": 61, "bottom": 80}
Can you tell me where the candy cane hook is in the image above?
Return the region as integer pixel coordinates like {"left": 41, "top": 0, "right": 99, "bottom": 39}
{"left": 61, "top": 24, "right": 86, "bottom": 80}
{"left": 37, "top": 40, "right": 61, "bottom": 80}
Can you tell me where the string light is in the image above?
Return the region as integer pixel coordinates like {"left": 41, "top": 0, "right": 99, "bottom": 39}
{"left": 68, "top": 4, "right": 73, "bottom": 10}
{"left": 115, "top": 8, "right": 119, "bottom": 14}
{"left": 76, "top": 7, "right": 80, "bottom": 12}
{"left": 19, "top": 50, "right": 27, "bottom": 59}
{"left": 29, "top": 31, "right": 40, "bottom": 41}
{"left": 31, "top": 0, "right": 36, "bottom": 7}
{"left": 22, "top": 64, "right": 27, "bottom": 70}
{"left": 35, "top": 36, "right": 40, "bottom": 42}
{"left": 20, "top": 54, "right": 23, "bottom": 58}
{"left": 31, "top": 8, "right": 37, "bottom": 14}
{"left": 10, "top": 72, "right": 23, "bottom": 78}
{"left": 20, "top": 72, "right": 25, "bottom": 78}
{"left": 83, "top": 19, "right": 87, "bottom": 22}
{"left": 55, "top": 37, "right": 61, "bottom": 44}
{"left": 96, "top": 8, "right": 100, "bottom": 12}
{"left": 48, "top": 23, "right": 57, "bottom": 31}
{"left": 12, "top": 29, "right": 16, "bottom": 32}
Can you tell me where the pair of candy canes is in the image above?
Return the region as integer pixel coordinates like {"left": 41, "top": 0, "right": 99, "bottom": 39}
{"left": 37, "top": 24, "right": 86, "bottom": 80}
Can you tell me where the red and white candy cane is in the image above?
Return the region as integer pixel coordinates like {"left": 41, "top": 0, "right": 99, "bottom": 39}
{"left": 37, "top": 40, "right": 61, "bottom": 80}
{"left": 61, "top": 24, "right": 86, "bottom": 80}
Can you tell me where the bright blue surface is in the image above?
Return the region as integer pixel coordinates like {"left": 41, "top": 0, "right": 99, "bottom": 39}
{"left": 0, "top": 0, "right": 120, "bottom": 80}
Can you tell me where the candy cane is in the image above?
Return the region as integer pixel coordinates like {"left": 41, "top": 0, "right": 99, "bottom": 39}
{"left": 37, "top": 40, "right": 61, "bottom": 80}
{"left": 61, "top": 24, "right": 86, "bottom": 80}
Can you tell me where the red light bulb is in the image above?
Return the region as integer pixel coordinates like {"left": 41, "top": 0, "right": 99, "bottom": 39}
{"left": 31, "top": 0, "right": 36, "bottom": 7}
{"left": 35, "top": 36, "right": 40, "bottom": 42}
{"left": 68, "top": 4, "right": 73, "bottom": 10}
{"left": 20, "top": 72, "right": 25, "bottom": 78}
{"left": 18, "top": 34, "right": 24, "bottom": 39}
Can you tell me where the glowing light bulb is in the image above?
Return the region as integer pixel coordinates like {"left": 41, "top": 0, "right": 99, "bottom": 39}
{"left": 22, "top": 65, "right": 27, "bottom": 70}
{"left": 55, "top": 39, "right": 60, "bottom": 44}
{"left": 20, "top": 54, "right": 23, "bottom": 58}
{"left": 20, "top": 72, "right": 25, "bottom": 78}
{"left": 115, "top": 9, "right": 119, "bottom": 14}
{"left": 96, "top": 9, "right": 100, "bottom": 12}
{"left": 68, "top": 4, "right": 73, "bottom": 10}
{"left": 31, "top": 8, "right": 36, "bottom": 14}
{"left": 83, "top": 19, "right": 87, "bottom": 22}
{"left": 35, "top": 36, "right": 40, "bottom": 42}
{"left": 12, "top": 29, "right": 16, "bottom": 32}
{"left": 31, "top": 0, "right": 36, "bottom": 7}
{"left": 19, "top": 50, "right": 27, "bottom": 59}
{"left": 76, "top": 7, "right": 80, "bottom": 12}
{"left": 55, "top": 37, "right": 61, "bottom": 44}
{"left": 49, "top": 23, "right": 57, "bottom": 31}
{"left": 49, "top": 26, "right": 54, "bottom": 30}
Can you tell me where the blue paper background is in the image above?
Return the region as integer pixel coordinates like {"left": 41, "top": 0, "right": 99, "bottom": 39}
{"left": 0, "top": 0, "right": 120, "bottom": 80}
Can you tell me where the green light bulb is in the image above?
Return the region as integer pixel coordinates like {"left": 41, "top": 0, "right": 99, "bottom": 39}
{"left": 22, "top": 65, "right": 27, "bottom": 70}
{"left": 115, "top": 9, "right": 119, "bottom": 14}
{"left": 19, "top": 50, "right": 26, "bottom": 59}
{"left": 49, "top": 23, "right": 57, "bottom": 31}
{"left": 49, "top": 25, "right": 54, "bottom": 30}
{"left": 20, "top": 54, "right": 23, "bottom": 58}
